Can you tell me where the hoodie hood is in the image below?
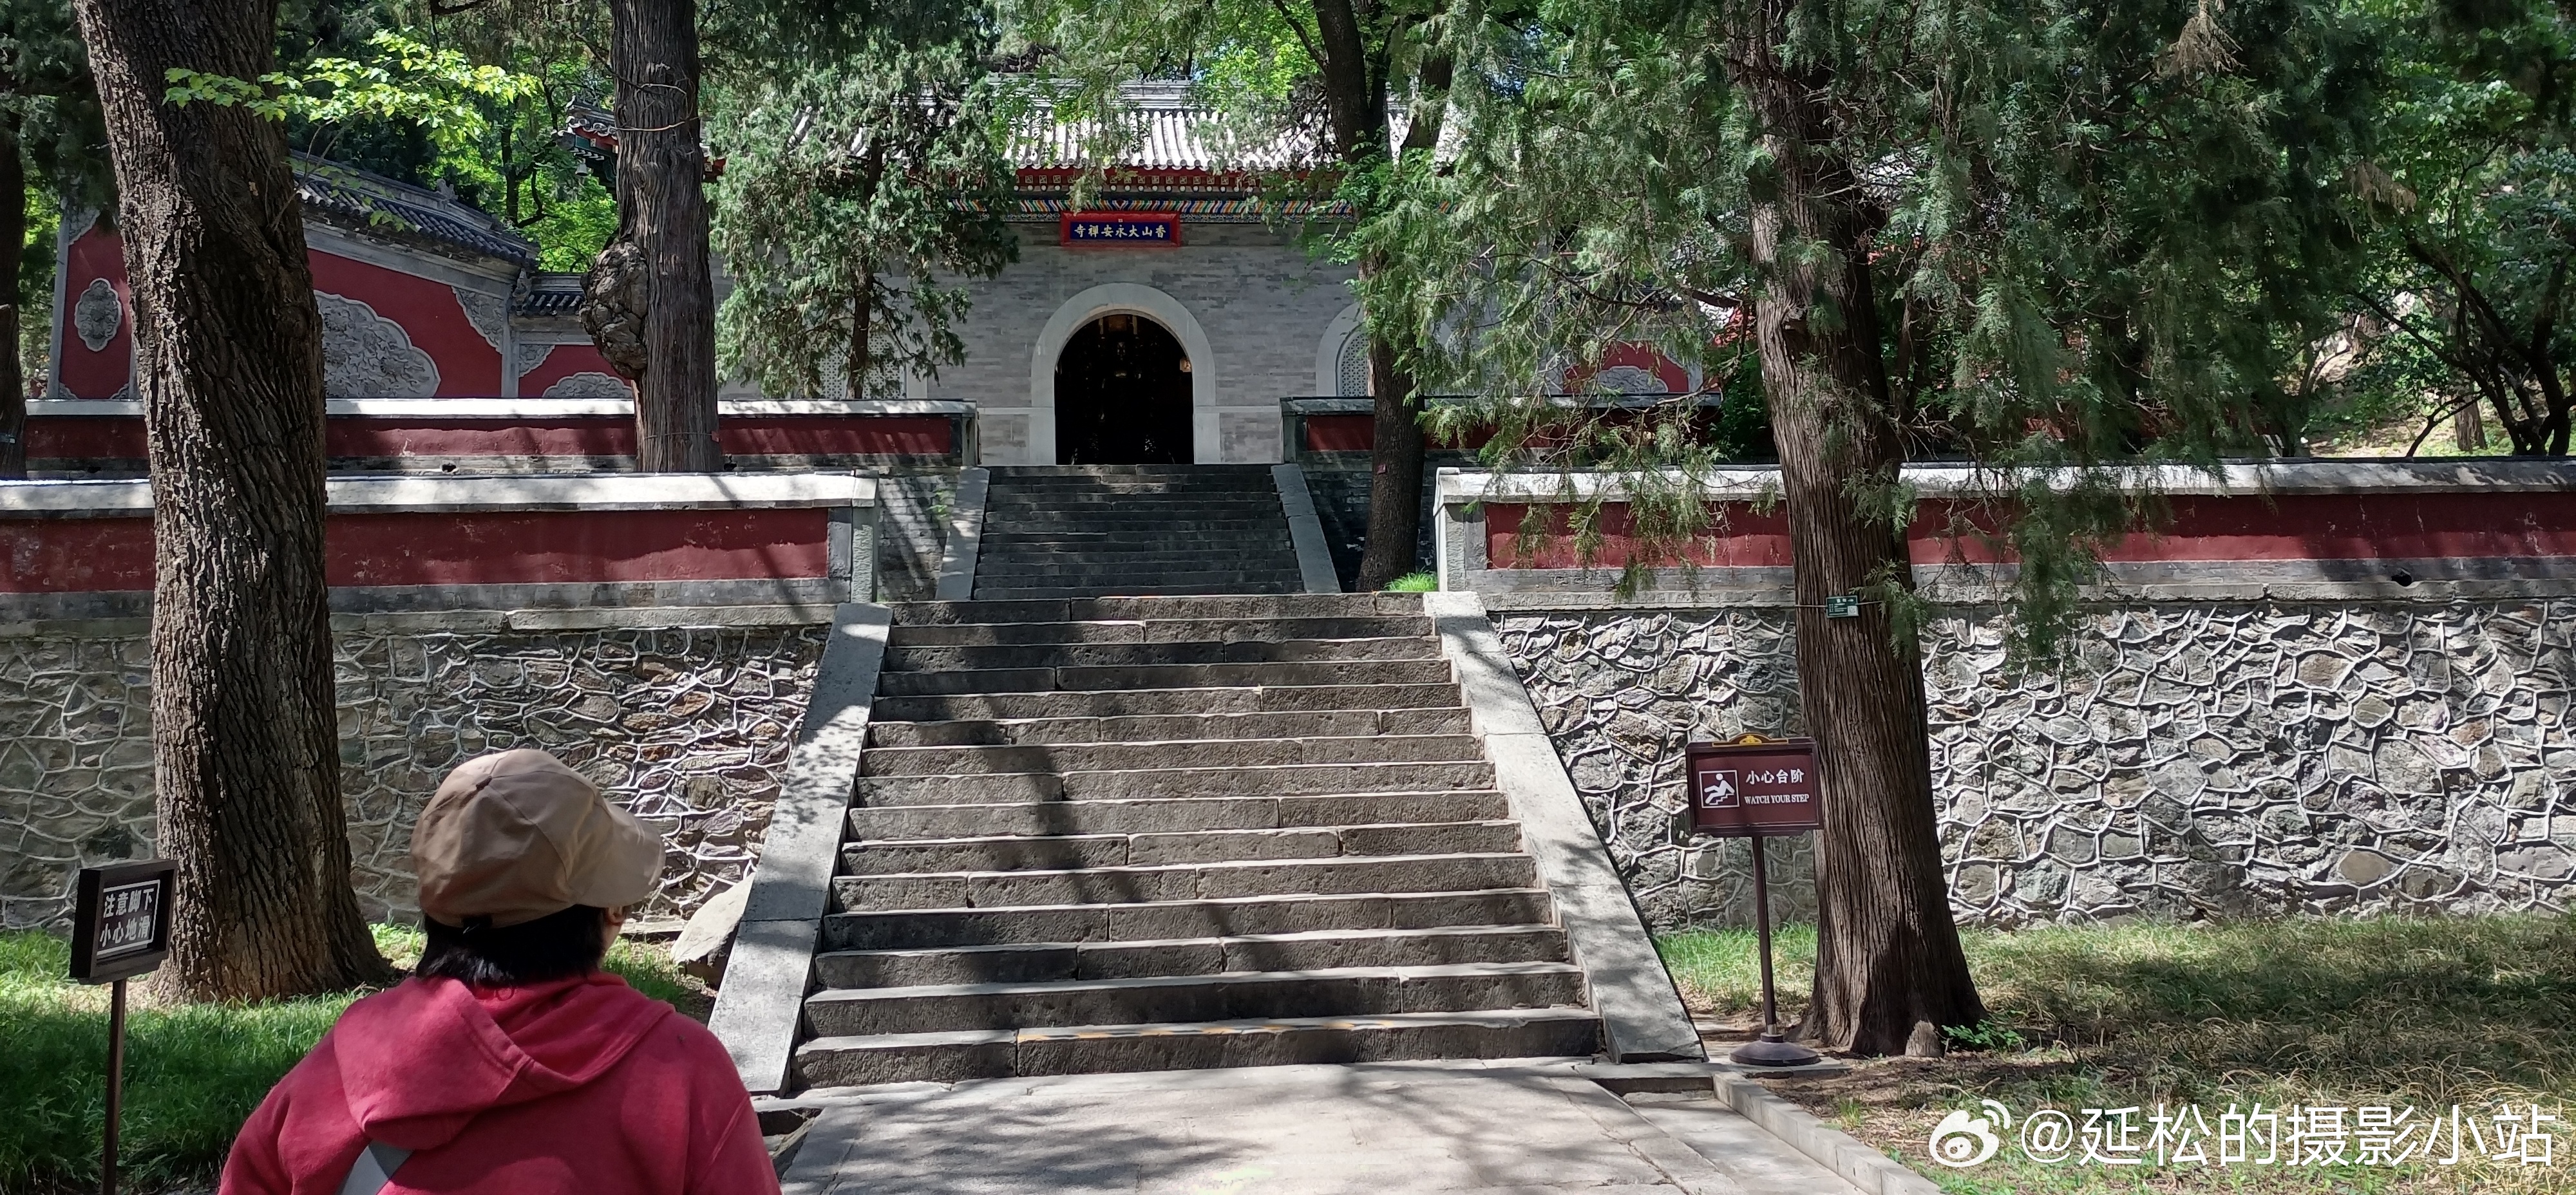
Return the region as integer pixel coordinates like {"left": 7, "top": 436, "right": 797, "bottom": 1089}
{"left": 330, "top": 974, "right": 674, "bottom": 1152}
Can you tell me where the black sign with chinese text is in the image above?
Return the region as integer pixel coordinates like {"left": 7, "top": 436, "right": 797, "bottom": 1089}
{"left": 71, "top": 860, "right": 175, "bottom": 983}
{"left": 1686, "top": 738, "right": 1823, "bottom": 836}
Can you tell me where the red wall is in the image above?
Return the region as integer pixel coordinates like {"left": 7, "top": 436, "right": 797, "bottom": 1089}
{"left": 56, "top": 225, "right": 133, "bottom": 399}
{"left": 1485, "top": 490, "right": 2576, "bottom": 570}
{"left": 55, "top": 226, "right": 513, "bottom": 399}
{"left": 28, "top": 413, "right": 954, "bottom": 464}
{"left": 516, "top": 343, "right": 630, "bottom": 397}
{"left": 308, "top": 252, "right": 504, "bottom": 396}
{"left": 0, "top": 508, "right": 832, "bottom": 594}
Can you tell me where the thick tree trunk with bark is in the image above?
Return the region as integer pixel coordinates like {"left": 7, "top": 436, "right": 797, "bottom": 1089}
{"left": 1731, "top": 11, "right": 1984, "bottom": 1056}
{"left": 606, "top": 0, "right": 720, "bottom": 471}
{"left": 0, "top": 108, "right": 24, "bottom": 479}
{"left": 1308, "top": 0, "right": 1430, "bottom": 589}
{"left": 71, "top": 0, "right": 386, "bottom": 999}
{"left": 1354, "top": 328, "right": 1426, "bottom": 588}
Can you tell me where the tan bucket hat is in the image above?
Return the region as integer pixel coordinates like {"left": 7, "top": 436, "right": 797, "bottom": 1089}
{"left": 412, "top": 749, "right": 662, "bottom": 928}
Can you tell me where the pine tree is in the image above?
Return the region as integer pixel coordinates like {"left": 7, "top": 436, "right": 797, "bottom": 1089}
{"left": 1359, "top": 0, "right": 2382, "bottom": 1053}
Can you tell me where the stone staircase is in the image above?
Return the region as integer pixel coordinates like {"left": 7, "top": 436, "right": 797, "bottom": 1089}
{"left": 789, "top": 593, "right": 1604, "bottom": 1087}
{"left": 972, "top": 465, "right": 1305, "bottom": 599}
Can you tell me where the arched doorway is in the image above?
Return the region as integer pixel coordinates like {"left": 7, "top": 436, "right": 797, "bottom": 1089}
{"left": 1053, "top": 313, "right": 1195, "bottom": 464}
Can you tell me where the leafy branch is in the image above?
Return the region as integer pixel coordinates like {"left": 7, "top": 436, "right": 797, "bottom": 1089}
{"left": 163, "top": 32, "right": 540, "bottom": 159}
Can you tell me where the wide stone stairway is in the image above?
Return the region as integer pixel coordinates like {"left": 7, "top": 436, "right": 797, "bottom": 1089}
{"left": 790, "top": 593, "right": 1604, "bottom": 1087}
{"left": 971, "top": 465, "right": 1306, "bottom": 599}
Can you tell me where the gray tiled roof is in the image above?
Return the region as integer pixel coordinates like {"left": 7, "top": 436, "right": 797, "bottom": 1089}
{"left": 1005, "top": 81, "right": 1317, "bottom": 171}
{"left": 293, "top": 153, "right": 540, "bottom": 269}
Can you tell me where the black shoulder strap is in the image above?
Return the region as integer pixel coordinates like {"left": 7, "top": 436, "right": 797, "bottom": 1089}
{"left": 336, "top": 1141, "right": 413, "bottom": 1195}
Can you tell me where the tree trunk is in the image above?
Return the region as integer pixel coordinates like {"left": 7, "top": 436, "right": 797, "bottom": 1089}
{"left": 849, "top": 263, "right": 873, "bottom": 399}
{"left": 607, "top": 0, "right": 719, "bottom": 471}
{"left": 71, "top": 0, "right": 386, "bottom": 999}
{"left": 1732, "top": 8, "right": 1984, "bottom": 1056}
{"left": 0, "top": 108, "right": 24, "bottom": 479}
{"left": 1307, "top": 0, "right": 1426, "bottom": 589}
{"left": 1354, "top": 325, "right": 1427, "bottom": 588}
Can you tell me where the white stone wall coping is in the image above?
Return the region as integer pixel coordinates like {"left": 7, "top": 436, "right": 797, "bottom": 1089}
{"left": 1425, "top": 589, "right": 1709, "bottom": 1063}
{"left": 0, "top": 472, "right": 877, "bottom": 518}
{"left": 1437, "top": 458, "right": 2576, "bottom": 502}
{"left": 712, "top": 603, "right": 892, "bottom": 1095}
{"left": 24, "top": 398, "right": 974, "bottom": 419}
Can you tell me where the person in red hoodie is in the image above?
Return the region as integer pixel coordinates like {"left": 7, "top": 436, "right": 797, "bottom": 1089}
{"left": 220, "top": 749, "right": 781, "bottom": 1195}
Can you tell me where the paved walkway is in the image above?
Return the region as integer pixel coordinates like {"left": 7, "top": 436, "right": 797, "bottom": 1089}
{"left": 779, "top": 1061, "right": 1862, "bottom": 1194}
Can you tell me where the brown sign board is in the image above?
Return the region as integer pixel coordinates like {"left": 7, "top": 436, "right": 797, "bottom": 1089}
{"left": 70, "top": 859, "right": 175, "bottom": 984}
{"left": 1686, "top": 738, "right": 1822, "bottom": 836}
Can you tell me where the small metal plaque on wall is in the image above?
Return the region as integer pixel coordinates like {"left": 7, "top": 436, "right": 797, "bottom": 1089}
{"left": 1061, "top": 211, "right": 1181, "bottom": 247}
{"left": 70, "top": 859, "right": 176, "bottom": 984}
{"left": 1685, "top": 737, "right": 1823, "bottom": 836}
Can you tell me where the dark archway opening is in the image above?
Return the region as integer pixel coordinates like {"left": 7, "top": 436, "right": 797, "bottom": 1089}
{"left": 1054, "top": 313, "right": 1193, "bottom": 464}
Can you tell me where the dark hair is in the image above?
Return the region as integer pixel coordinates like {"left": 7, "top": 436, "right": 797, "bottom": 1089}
{"left": 416, "top": 904, "right": 612, "bottom": 987}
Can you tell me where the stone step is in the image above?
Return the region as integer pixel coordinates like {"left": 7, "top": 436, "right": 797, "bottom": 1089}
{"left": 840, "top": 820, "right": 1526, "bottom": 874}
{"left": 971, "top": 583, "right": 1304, "bottom": 601}
{"left": 990, "top": 464, "right": 1274, "bottom": 475}
{"left": 858, "top": 734, "right": 1486, "bottom": 777}
{"left": 882, "top": 639, "right": 1434, "bottom": 673}
{"left": 985, "top": 495, "right": 1287, "bottom": 509}
{"left": 792, "top": 1007, "right": 1603, "bottom": 1086}
{"left": 851, "top": 758, "right": 1498, "bottom": 805}
{"left": 811, "top": 925, "right": 1571, "bottom": 988}
{"left": 800, "top": 961, "right": 1589, "bottom": 1037}
{"left": 820, "top": 886, "right": 1557, "bottom": 950}
{"left": 977, "top": 518, "right": 1287, "bottom": 532}
{"left": 875, "top": 659, "right": 1455, "bottom": 697}
{"left": 967, "top": 569, "right": 1305, "bottom": 590}
{"left": 891, "top": 594, "right": 1417, "bottom": 624}
{"left": 829, "top": 852, "right": 1539, "bottom": 912}
{"left": 968, "top": 564, "right": 1301, "bottom": 584}
{"left": 871, "top": 681, "right": 1464, "bottom": 722}
{"left": 868, "top": 706, "right": 1470, "bottom": 746}
{"left": 845, "top": 790, "right": 1513, "bottom": 840}
{"left": 972, "top": 545, "right": 1295, "bottom": 561}
{"left": 979, "top": 536, "right": 1309, "bottom": 549}
{"left": 970, "top": 550, "right": 1298, "bottom": 569}
{"left": 886, "top": 616, "right": 1435, "bottom": 648}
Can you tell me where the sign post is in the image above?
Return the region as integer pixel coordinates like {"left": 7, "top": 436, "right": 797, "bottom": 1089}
{"left": 70, "top": 859, "right": 176, "bottom": 1195}
{"left": 1685, "top": 735, "right": 1824, "bottom": 1067}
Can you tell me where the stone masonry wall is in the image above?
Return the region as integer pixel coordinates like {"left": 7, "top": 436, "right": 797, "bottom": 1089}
{"left": 1498, "top": 599, "right": 2576, "bottom": 931}
{"left": 1, "top": 622, "right": 826, "bottom": 930}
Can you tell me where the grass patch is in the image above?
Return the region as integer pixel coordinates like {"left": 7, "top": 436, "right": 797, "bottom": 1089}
{"left": 0, "top": 927, "right": 708, "bottom": 1194}
{"left": 1660, "top": 915, "right": 2576, "bottom": 1193}
{"left": 1381, "top": 570, "right": 1439, "bottom": 592}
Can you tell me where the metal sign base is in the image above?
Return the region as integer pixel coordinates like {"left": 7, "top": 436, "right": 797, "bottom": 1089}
{"left": 1730, "top": 1030, "right": 1823, "bottom": 1068}
{"left": 1727, "top": 834, "right": 1824, "bottom": 1069}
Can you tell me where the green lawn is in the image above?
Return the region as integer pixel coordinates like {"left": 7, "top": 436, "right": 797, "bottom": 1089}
{"left": 0, "top": 927, "right": 705, "bottom": 1195}
{"left": 1659, "top": 915, "right": 2576, "bottom": 1194}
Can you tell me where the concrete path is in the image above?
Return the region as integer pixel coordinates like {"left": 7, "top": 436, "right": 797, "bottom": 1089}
{"left": 779, "top": 1061, "right": 1862, "bottom": 1194}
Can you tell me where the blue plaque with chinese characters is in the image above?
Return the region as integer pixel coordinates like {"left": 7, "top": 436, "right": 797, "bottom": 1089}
{"left": 1061, "top": 212, "right": 1181, "bottom": 246}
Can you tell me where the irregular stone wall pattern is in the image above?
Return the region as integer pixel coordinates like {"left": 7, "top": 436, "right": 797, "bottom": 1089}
{"left": 1, "top": 624, "right": 825, "bottom": 930}
{"left": 1498, "top": 600, "right": 2576, "bottom": 930}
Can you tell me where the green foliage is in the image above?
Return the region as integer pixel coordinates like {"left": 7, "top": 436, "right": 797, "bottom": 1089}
{"left": 1659, "top": 916, "right": 2576, "bottom": 1192}
{"left": 527, "top": 171, "right": 618, "bottom": 272}
{"left": 712, "top": 41, "right": 1018, "bottom": 399}
{"left": 1381, "top": 570, "right": 1439, "bottom": 592}
{"left": 164, "top": 31, "right": 541, "bottom": 158}
{"left": 2344, "top": 0, "right": 2576, "bottom": 455}
{"left": 1351, "top": 0, "right": 2387, "bottom": 650}
{"left": 21, "top": 182, "right": 56, "bottom": 388}
{"left": 0, "top": 927, "right": 706, "bottom": 1192}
